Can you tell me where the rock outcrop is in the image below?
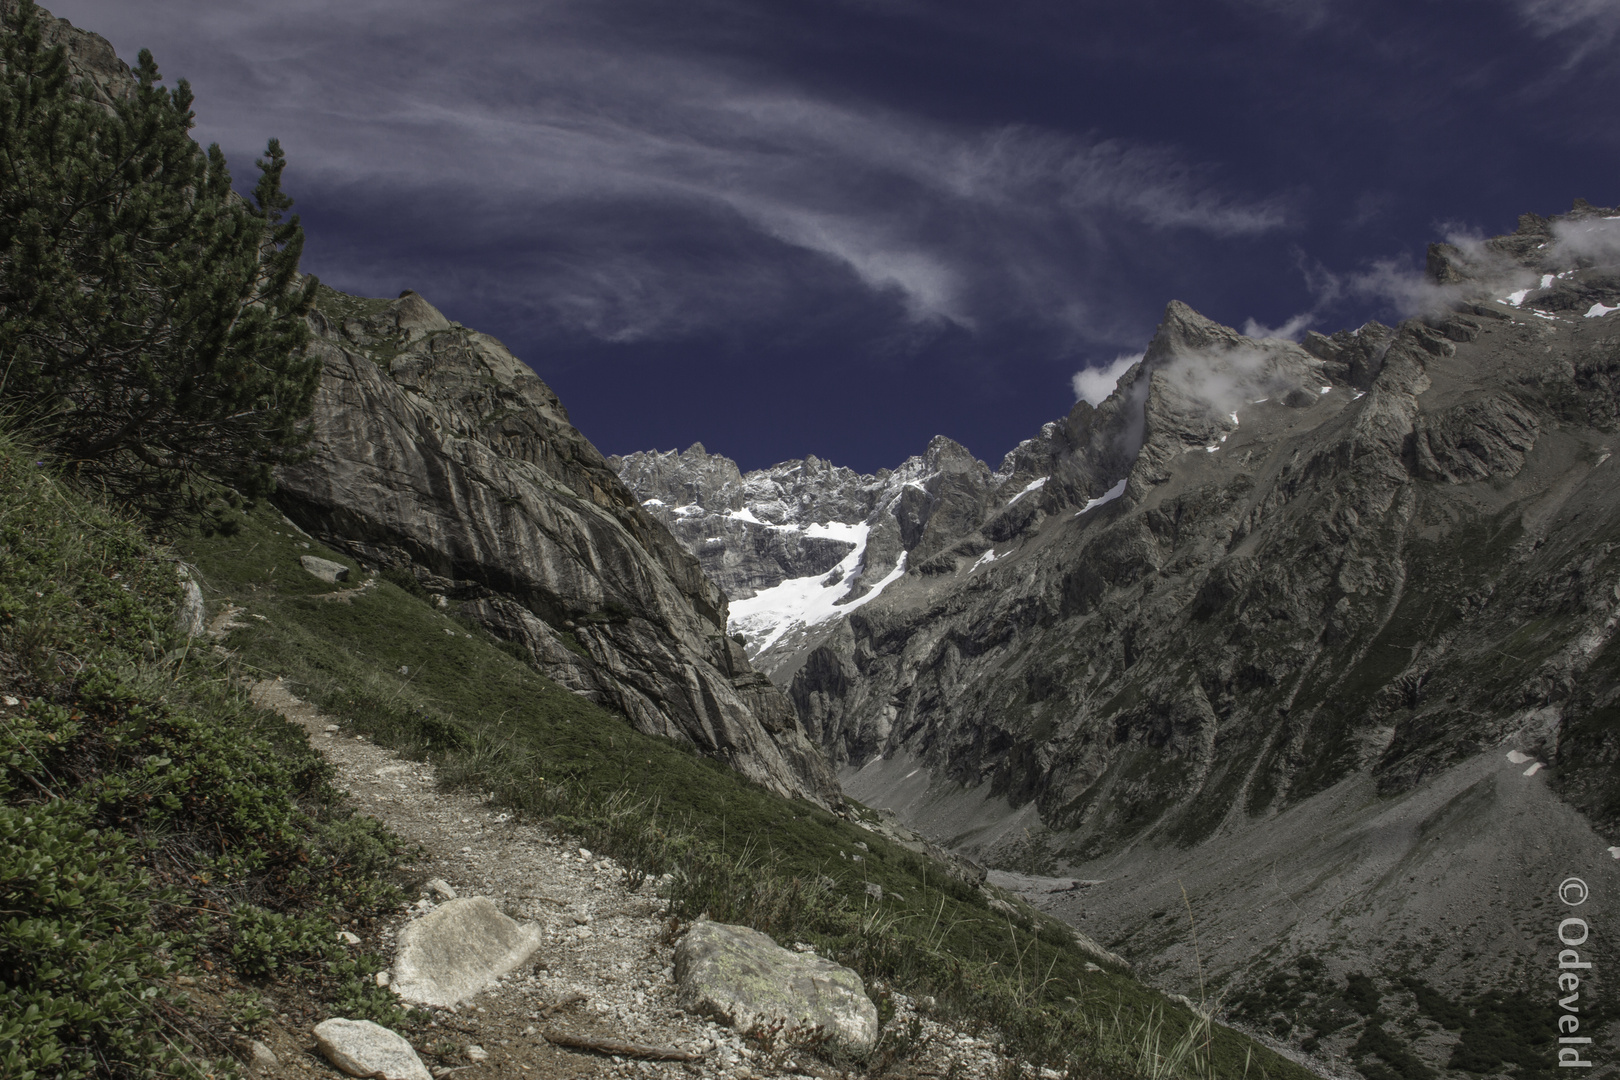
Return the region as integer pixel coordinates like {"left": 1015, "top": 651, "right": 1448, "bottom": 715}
{"left": 274, "top": 288, "right": 839, "bottom": 806}
{"left": 673, "top": 920, "right": 879, "bottom": 1052}
{"left": 313, "top": 1019, "right": 432, "bottom": 1080}
{"left": 391, "top": 896, "right": 543, "bottom": 1007}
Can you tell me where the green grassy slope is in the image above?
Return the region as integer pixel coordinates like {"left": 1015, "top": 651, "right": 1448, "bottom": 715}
{"left": 0, "top": 434, "right": 409, "bottom": 1080}
{"left": 178, "top": 494, "right": 1317, "bottom": 1080}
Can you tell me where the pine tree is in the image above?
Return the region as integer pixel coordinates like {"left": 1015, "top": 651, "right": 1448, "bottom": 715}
{"left": 0, "top": 0, "right": 321, "bottom": 507}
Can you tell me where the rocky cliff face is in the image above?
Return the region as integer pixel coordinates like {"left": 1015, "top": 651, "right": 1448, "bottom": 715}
{"left": 618, "top": 205, "right": 1620, "bottom": 1041}
{"left": 272, "top": 288, "right": 839, "bottom": 806}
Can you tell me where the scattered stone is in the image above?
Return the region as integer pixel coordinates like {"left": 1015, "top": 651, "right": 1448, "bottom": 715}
{"left": 175, "top": 566, "right": 206, "bottom": 637}
{"left": 465, "top": 1045, "right": 489, "bottom": 1063}
{"left": 864, "top": 882, "right": 883, "bottom": 901}
{"left": 339, "top": 930, "right": 362, "bottom": 946}
{"left": 245, "top": 1039, "right": 278, "bottom": 1072}
{"left": 299, "top": 555, "right": 350, "bottom": 584}
{"left": 428, "top": 878, "right": 458, "bottom": 900}
{"left": 392, "top": 896, "right": 544, "bottom": 1007}
{"left": 376, "top": 970, "right": 391, "bottom": 986}
{"left": 324, "top": 724, "right": 340, "bottom": 733}
{"left": 673, "top": 920, "right": 879, "bottom": 1052}
{"left": 314, "top": 1018, "right": 432, "bottom": 1080}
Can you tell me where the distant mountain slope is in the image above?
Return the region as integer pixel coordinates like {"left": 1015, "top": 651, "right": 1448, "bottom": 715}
{"left": 618, "top": 204, "right": 1620, "bottom": 1072}
{"left": 612, "top": 437, "right": 1001, "bottom": 678}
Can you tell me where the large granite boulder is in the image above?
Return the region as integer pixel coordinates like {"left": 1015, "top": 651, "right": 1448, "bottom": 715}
{"left": 313, "top": 1019, "right": 431, "bottom": 1080}
{"left": 673, "top": 920, "right": 879, "bottom": 1053}
{"left": 391, "top": 896, "right": 542, "bottom": 1007}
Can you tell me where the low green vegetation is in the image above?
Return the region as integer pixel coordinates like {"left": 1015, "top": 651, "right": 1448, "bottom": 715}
{"left": 0, "top": 431, "right": 409, "bottom": 1079}
{"left": 175, "top": 493, "right": 1315, "bottom": 1080}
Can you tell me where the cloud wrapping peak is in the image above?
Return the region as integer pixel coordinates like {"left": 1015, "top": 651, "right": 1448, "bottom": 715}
{"left": 1302, "top": 216, "right": 1620, "bottom": 321}
{"left": 1241, "top": 312, "right": 1315, "bottom": 341}
{"left": 1072, "top": 352, "right": 1144, "bottom": 406}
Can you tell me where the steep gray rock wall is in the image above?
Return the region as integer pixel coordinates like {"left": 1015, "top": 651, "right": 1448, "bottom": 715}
{"left": 781, "top": 205, "right": 1620, "bottom": 1014}
{"left": 274, "top": 288, "right": 838, "bottom": 807}
{"left": 794, "top": 282, "right": 1620, "bottom": 848}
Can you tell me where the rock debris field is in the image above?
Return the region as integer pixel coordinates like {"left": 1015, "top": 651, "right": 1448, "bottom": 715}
{"left": 236, "top": 679, "right": 1040, "bottom": 1080}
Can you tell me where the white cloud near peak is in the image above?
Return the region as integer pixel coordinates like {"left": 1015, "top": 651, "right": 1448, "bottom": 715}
{"left": 1073, "top": 352, "right": 1144, "bottom": 406}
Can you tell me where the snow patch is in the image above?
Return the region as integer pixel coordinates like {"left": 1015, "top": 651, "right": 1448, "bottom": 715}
{"left": 674, "top": 504, "right": 705, "bottom": 518}
{"left": 641, "top": 498, "right": 665, "bottom": 508}
{"left": 1504, "top": 288, "right": 1530, "bottom": 307}
{"left": 1352, "top": 390, "right": 1366, "bottom": 400}
{"left": 1506, "top": 750, "right": 1532, "bottom": 764}
{"left": 1319, "top": 386, "right": 1332, "bottom": 395}
{"left": 970, "top": 549, "right": 1000, "bottom": 572}
{"left": 1075, "top": 478, "right": 1127, "bottom": 516}
{"left": 1585, "top": 302, "right": 1619, "bottom": 318}
{"left": 727, "top": 524, "right": 906, "bottom": 653}
{"left": 1524, "top": 762, "right": 1544, "bottom": 777}
{"left": 726, "top": 506, "right": 801, "bottom": 531}
{"left": 1609, "top": 847, "right": 1620, "bottom": 859}
{"left": 1006, "top": 476, "right": 1047, "bottom": 507}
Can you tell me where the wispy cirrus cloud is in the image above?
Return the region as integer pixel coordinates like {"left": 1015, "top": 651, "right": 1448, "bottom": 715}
{"left": 1507, "top": 0, "right": 1620, "bottom": 65}
{"left": 49, "top": 0, "right": 1291, "bottom": 347}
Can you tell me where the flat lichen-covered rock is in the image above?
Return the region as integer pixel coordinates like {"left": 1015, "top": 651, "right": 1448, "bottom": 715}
{"left": 673, "top": 920, "right": 879, "bottom": 1052}
{"left": 275, "top": 288, "right": 839, "bottom": 807}
{"left": 391, "top": 896, "right": 543, "bottom": 1007}
{"left": 313, "top": 1018, "right": 432, "bottom": 1080}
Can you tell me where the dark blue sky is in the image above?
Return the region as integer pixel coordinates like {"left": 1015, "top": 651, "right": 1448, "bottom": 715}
{"left": 48, "top": 0, "right": 1620, "bottom": 473}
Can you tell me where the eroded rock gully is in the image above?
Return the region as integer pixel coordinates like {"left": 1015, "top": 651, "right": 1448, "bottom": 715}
{"left": 234, "top": 679, "right": 1031, "bottom": 1080}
